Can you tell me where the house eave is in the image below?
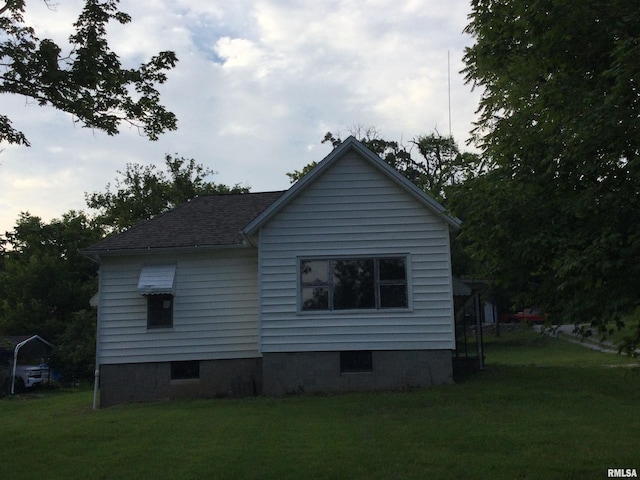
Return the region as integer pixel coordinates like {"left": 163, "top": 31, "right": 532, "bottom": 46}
{"left": 84, "top": 242, "right": 254, "bottom": 260}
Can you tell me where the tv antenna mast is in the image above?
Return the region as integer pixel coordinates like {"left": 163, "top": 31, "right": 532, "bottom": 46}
{"left": 448, "top": 50, "right": 452, "bottom": 138}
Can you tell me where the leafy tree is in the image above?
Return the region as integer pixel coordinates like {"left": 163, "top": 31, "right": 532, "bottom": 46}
{"left": 461, "top": 0, "right": 640, "bottom": 349}
{"left": 286, "top": 161, "right": 318, "bottom": 184}
{"left": 407, "top": 133, "right": 484, "bottom": 202}
{"left": 86, "top": 154, "right": 250, "bottom": 232}
{"left": 50, "top": 310, "right": 97, "bottom": 381}
{"left": 0, "top": 212, "right": 101, "bottom": 336}
{"left": 289, "top": 128, "right": 481, "bottom": 203}
{"left": 0, "top": 211, "right": 102, "bottom": 377}
{"left": 1, "top": 0, "right": 177, "bottom": 146}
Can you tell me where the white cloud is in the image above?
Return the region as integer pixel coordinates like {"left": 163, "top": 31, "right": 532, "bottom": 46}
{"left": 0, "top": 0, "right": 480, "bottom": 233}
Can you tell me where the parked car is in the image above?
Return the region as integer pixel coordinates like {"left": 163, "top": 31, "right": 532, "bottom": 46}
{"left": 501, "top": 308, "right": 548, "bottom": 324}
{"left": 14, "top": 364, "right": 51, "bottom": 391}
{"left": 1, "top": 363, "right": 51, "bottom": 394}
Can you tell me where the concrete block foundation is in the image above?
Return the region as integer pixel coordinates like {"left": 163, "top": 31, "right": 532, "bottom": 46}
{"left": 262, "top": 350, "right": 453, "bottom": 396}
{"left": 99, "top": 350, "right": 452, "bottom": 406}
{"left": 99, "top": 357, "right": 261, "bottom": 408}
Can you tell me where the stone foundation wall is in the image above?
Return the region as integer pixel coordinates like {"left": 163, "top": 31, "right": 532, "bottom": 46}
{"left": 262, "top": 350, "right": 453, "bottom": 396}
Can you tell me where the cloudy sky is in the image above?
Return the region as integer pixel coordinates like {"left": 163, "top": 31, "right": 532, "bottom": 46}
{"left": 1, "top": 0, "right": 480, "bottom": 234}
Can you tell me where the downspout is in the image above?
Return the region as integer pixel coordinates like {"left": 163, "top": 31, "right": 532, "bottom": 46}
{"left": 92, "top": 262, "right": 102, "bottom": 410}
{"left": 92, "top": 367, "right": 99, "bottom": 409}
{"left": 85, "top": 252, "right": 102, "bottom": 410}
{"left": 474, "top": 291, "right": 484, "bottom": 370}
{"left": 92, "top": 344, "right": 100, "bottom": 409}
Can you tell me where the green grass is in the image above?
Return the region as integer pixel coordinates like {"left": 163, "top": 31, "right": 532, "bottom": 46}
{"left": 482, "top": 328, "right": 639, "bottom": 366}
{"left": 1, "top": 330, "right": 639, "bottom": 480}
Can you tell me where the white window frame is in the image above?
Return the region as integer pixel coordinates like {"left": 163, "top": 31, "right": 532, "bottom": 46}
{"left": 298, "top": 255, "right": 410, "bottom": 313}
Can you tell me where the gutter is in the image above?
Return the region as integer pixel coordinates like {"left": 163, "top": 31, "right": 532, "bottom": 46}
{"left": 83, "top": 242, "right": 253, "bottom": 260}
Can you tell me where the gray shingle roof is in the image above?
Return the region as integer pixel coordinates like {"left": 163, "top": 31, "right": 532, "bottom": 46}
{"left": 85, "top": 191, "right": 285, "bottom": 254}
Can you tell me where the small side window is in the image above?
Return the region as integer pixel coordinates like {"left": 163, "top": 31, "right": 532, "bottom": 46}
{"left": 147, "top": 294, "right": 173, "bottom": 329}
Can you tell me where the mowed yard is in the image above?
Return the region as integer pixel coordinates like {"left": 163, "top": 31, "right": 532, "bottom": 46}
{"left": 1, "top": 329, "right": 638, "bottom": 480}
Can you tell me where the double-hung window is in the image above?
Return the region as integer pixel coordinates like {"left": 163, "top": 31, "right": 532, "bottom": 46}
{"left": 300, "top": 257, "right": 408, "bottom": 311}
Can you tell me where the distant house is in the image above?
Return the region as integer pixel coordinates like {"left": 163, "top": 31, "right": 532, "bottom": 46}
{"left": 85, "top": 137, "right": 461, "bottom": 407}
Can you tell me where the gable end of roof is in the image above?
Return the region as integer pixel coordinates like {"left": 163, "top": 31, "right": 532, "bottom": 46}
{"left": 242, "top": 136, "right": 461, "bottom": 237}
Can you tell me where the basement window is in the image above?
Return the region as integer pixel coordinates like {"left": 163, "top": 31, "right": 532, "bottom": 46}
{"left": 171, "top": 361, "right": 200, "bottom": 380}
{"left": 340, "top": 351, "right": 373, "bottom": 373}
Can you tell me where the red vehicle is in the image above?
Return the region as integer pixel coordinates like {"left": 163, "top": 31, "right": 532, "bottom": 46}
{"left": 501, "top": 308, "right": 548, "bottom": 324}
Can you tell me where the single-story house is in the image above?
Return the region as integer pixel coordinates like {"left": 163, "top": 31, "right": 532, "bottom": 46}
{"left": 85, "top": 137, "right": 462, "bottom": 407}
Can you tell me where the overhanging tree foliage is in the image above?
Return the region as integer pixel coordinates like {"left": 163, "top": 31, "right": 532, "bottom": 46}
{"left": 461, "top": 0, "right": 640, "bottom": 348}
{"left": 1, "top": 0, "right": 177, "bottom": 146}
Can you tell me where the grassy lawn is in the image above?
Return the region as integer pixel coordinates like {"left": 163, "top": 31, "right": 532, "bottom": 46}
{"left": 1, "top": 329, "right": 639, "bottom": 480}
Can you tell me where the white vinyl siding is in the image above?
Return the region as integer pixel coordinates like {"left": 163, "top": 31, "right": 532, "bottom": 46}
{"left": 258, "top": 151, "right": 455, "bottom": 353}
{"left": 97, "top": 248, "right": 260, "bottom": 364}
